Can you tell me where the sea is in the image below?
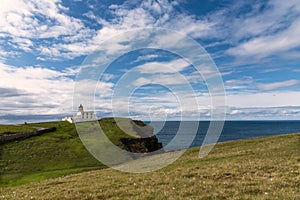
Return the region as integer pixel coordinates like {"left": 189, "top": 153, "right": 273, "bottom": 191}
{"left": 147, "top": 121, "right": 300, "bottom": 151}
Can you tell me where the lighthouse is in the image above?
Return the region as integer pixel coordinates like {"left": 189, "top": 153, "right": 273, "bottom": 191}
{"left": 74, "top": 104, "right": 97, "bottom": 122}
{"left": 62, "top": 104, "right": 97, "bottom": 123}
{"left": 78, "top": 104, "right": 84, "bottom": 112}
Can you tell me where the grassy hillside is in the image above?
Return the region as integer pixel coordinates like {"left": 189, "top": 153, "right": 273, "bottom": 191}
{"left": 0, "top": 125, "right": 36, "bottom": 136}
{"left": 0, "top": 133, "right": 299, "bottom": 199}
{"left": 0, "top": 118, "right": 156, "bottom": 187}
{"left": 0, "top": 121, "right": 103, "bottom": 187}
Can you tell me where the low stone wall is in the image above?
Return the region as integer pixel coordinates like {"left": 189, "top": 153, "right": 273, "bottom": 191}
{"left": 0, "top": 127, "right": 56, "bottom": 142}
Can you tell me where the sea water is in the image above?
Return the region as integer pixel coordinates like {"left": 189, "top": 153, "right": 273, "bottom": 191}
{"left": 148, "top": 121, "right": 300, "bottom": 151}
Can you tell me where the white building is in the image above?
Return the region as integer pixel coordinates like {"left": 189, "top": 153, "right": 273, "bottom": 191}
{"left": 62, "top": 116, "right": 73, "bottom": 123}
{"left": 62, "top": 104, "right": 97, "bottom": 123}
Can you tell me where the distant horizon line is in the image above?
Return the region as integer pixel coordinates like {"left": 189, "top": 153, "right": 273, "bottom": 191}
{"left": 1, "top": 117, "right": 300, "bottom": 125}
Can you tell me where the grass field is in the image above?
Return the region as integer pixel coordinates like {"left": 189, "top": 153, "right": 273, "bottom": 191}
{"left": 0, "top": 118, "right": 152, "bottom": 188}
{"left": 0, "top": 133, "right": 299, "bottom": 199}
{"left": 0, "top": 121, "right": 103, "bottom": 187}
{"left": 0, "top": 125, "right": 36, "bottom": 136}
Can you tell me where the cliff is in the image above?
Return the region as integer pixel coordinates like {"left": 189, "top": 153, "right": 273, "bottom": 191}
{"left": 98, "top": 118, "right": 163, "bottom": 153}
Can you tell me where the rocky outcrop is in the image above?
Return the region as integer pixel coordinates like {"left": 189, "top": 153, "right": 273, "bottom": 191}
{"left": 120, "top": 120, "right": 163, "bottom": 153}
{"left": 120, "top": 135, "right": 163, "bottom": 153}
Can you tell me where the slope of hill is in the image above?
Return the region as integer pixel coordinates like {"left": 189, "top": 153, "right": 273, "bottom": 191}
{"left": 0, "top": 125, "right": 36, "bottom": 136}
{"left": 0, "top": 133, "right": 299, "bottom": 199}
{"left": 0, "top": 118, "right": 162, "bottom": 187}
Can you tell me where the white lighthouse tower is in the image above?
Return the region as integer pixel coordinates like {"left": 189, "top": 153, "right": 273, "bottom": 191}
{"left": 73, "top": 104, "right": 97, "bottom": 122}
{"left": 62, "top": 104, "right": 97, "bottom": 123}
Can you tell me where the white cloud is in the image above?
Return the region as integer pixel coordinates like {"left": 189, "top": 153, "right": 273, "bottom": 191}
{"left": 0, "top": 62, "right": 117, "bottom": 117}
{"left": 134, "top": 74, "right": 188, "bottom": 86}
{"left": 163, "top": 14, "right": 216, "bottom": 39}
{"left": 11, "top": 37, "right": 33, "bottom": 52}
{"left": 226, "top": 106, "right": 300, "bottom": 120}
{"left": 255, "top": 80, "right": 300, "bottom": 91}
{"left": 1, "top": 0, "right": 299, "bottom": 62}
{"left": 225, "top": 76, "right": 254, "bottom": 91}
{"left": 0, "top": 65, "right": 72, "bottom": 115}
{"left": 135, "top": 58, "right": 190, "bottom": 74}
{"left": 96, "top": 88, "right": 300, "bottom": 120}
{"left": 258, "top": 68, "right": 283, "bottom": 73}
{"left": 225, "top": 77, "right": 300, "bottom": 92}
{"left": 225, "top": 1, "right": 300, "bottom": 59}
{"left": 0, "top": 0, "right": 90, "bottom": 59}
{"left": 110, "top": 75, "right": 300, "bottom": 120}
{"left": 132, "top": 54, "right": 159, "bottom": 63}
{"left": 226, "top": 91, "right": 300, "bottom": 108}
{"left": 227, "top": 18, "right": 300, "bottom": 58}
{"left": 225, "top": 76, "right": 253, "bottom": 86}
{"left": 106, "top": 90, "right": 205, "bottom": 121}
{"left": 0, "top": 0, "right": 84, "bottom": 38}
{"left": 73, "top": 79, "right": 114, "bottom": 111}
{"left": 231, "top": 0, "right": 300, "bottom": 40}
{"left": 25, "top": 0, "right": 219, "bottom": 60}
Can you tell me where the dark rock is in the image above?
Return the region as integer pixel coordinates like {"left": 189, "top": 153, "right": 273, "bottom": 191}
{"left": 120, "top": 136, "right": 163, "bottom": 153}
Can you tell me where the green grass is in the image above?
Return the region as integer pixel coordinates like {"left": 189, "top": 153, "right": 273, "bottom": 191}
{"left": 0, "top": 118, "right": 147, "bottom": 188}
{"left": 0, "top": 133, "right": 299, "bottom": 199}
{"left": 0, "top": 125, "right": 36, "bottom": 136}
{"left": 0, "top": 121, "right": 103, "bottom": 187}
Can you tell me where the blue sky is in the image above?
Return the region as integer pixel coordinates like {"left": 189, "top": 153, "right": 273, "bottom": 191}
{"left": 0, "top": 0, "right": 300, "bottom": 123}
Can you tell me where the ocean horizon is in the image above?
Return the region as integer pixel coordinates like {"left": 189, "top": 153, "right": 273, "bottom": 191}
{"left": 1, "top": 114, "right": 300, "bottom": 125}
{"left": 147, "top": 120, "right": 300, "bottom": 151}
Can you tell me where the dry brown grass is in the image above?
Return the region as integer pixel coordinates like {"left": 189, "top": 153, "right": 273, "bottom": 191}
{"left": 1, "top": 133, "right": 299, "bottom": 199}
